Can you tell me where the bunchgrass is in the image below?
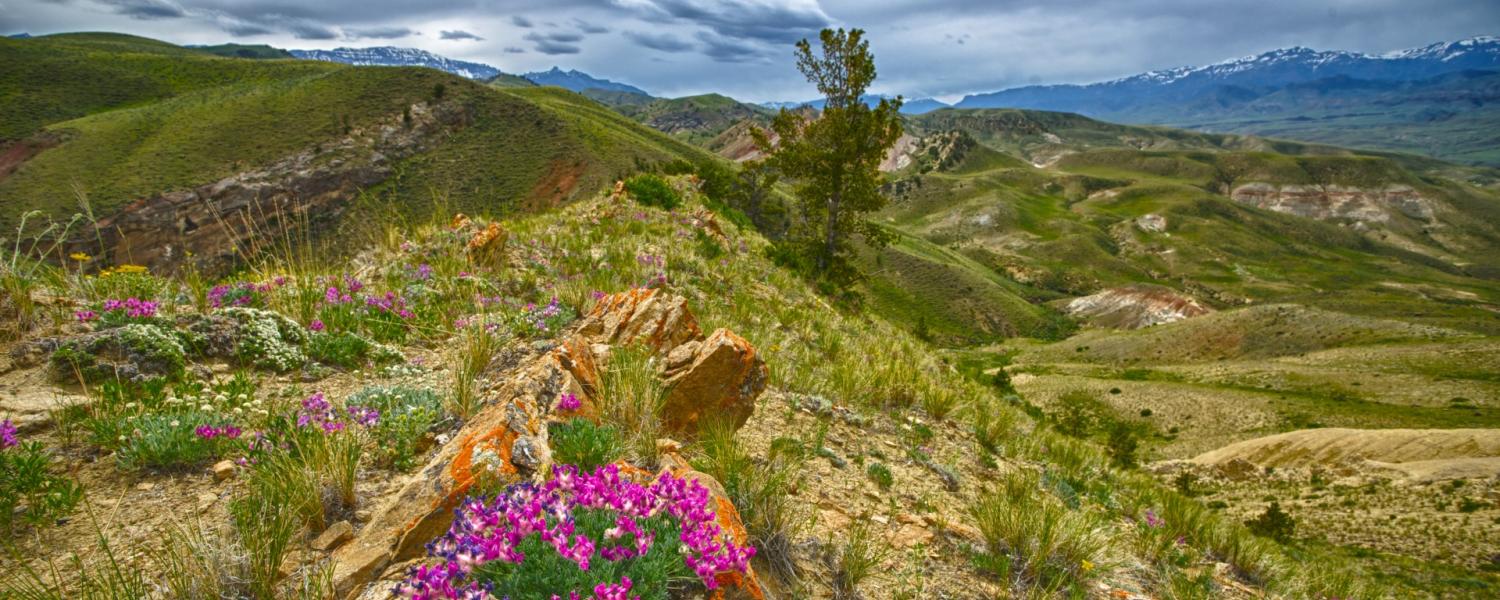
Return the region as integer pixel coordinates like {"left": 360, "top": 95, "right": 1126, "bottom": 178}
{"left": 596, "top": 344, "right": 666, "bottom": 466}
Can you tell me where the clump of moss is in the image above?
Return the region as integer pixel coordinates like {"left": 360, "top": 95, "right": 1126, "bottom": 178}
{"left": 49, "top": 323, "right": 188, "bottom": 382}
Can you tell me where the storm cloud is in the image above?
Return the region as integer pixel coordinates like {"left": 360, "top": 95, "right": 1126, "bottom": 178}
{"left": 3, "top": 0, "right": 1497, "bottom": 102}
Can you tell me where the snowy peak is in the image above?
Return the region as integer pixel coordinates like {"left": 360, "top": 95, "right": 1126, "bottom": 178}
{"left": 1382, "top": 35, "right": 1500, "bottom": 61}
{"left": 288, "top": 47, "right": 502, "bottom": 80}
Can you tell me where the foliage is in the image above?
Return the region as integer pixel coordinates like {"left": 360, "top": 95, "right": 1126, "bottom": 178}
{"left": 0, "top": 422, "right": 83, "bottom": 533}
{"left": 969, "top": 470, "right": 1111, "bottom": 594}
{"left": 865, "top": 462, "right": 894, "bottom": 490}
{"left": 1246, "top": 502, "right": 1297, "bottom": 543}
{"left": 549, "top": 418, "right": 625, "bottom": 473}
{"left": 624, "top": 173, "right": 681, "bottom": 210}
{"left": 826, "top": 520, "right": 890, "bottom": 600}
{"left": 756, "top": 28, "right": 904, "bottom": 284}
{"left": 346, "top": 385, "right": 446, "bottom": 470}
{"left": 1053, "top": 389, "right": 1104, "bottom": 438}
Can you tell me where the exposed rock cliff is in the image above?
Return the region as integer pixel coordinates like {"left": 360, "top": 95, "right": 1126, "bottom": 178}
{"left": 68, "top": 101, "right": 470, "bottom": 275}
{"left": 1230, "top": 182, "right": 1434, "bottom": 223}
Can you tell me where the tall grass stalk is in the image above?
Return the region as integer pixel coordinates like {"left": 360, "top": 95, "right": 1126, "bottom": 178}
{"left": 596, "top": 344, "right": 666, "bottom": 466}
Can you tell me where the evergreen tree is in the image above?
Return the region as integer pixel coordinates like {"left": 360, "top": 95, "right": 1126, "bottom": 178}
{"left": 756, "top": 28, "right": 903, "bottom": 283}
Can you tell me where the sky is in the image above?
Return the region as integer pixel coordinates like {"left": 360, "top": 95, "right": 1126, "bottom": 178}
{"left": 4, "top": 0, "right": 1499, "bottom": 102}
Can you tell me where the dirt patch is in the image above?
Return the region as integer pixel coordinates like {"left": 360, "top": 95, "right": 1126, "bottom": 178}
{"left": 523, "top": 158, "right": 586, "bottom": 212}
{"left": 0, "top": 135, "right": 59, "bottom": 182}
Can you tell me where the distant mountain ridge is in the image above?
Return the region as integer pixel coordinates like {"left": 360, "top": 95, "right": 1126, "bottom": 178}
{"left": 957, "top": 36, "right": 1500, "bottom": 113}
{"left": 948, "top": 36, "right": 1500, "bottom": 165}
{"left": 289, "top": 46, "right": 502, "bottom": 79}
{"left": 522, "top": 67, "right": 650, "bottom": 96}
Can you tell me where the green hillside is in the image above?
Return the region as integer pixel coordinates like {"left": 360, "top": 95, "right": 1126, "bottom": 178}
{"left": 0, "top": 33, "right": 335, "bottom": 142}
{"left": 0, "top": 35, "right": 714, "bottom": 231}
{"left": 613, "top": 93, "right": 772, "bottom": 146}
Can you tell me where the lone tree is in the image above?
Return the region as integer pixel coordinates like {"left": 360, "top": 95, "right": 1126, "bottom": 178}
{"left": 756, "top": 28, "right": 903, "bottom": 283}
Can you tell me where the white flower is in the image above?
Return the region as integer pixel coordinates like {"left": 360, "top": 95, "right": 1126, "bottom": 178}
{"left": 200, "top": 404, "right": 213, "bottom": 411}
{"left": 233, "top": 407, "right": 244, "bottom": 415}
{"left": 236, "top": 394, "right": 247, "bottom": 401}
{"left": 170, "top": 420, "right": 180, "bottom": 427}
{"left": 215, "top": 394, "right": 228, "bottom": 403}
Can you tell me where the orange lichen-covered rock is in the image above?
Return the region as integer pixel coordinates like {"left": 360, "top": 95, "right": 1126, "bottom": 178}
{"left": 465, "top": 222, "right": 507, "bottom": 267}
{"left": 661, "top": 328, "right": 767, "bottom": 437}
{"left": 576, "top": 288, "right": 701, "bottom": 351}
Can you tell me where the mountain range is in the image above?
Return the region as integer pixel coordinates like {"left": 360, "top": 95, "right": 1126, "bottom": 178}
{"left": 287, "top": 46, "right": 504, "bottom": 80}
{"left": 520, "top": 66, "right": 650, "bottom": 96}
{"left": 957, "top": 36, "right": 1500, "bottom": 112}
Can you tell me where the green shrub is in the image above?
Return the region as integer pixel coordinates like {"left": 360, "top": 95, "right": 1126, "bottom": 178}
{"left": 306, "top": 331, "right": 374, "bottom": 369}
{"left": 0, "top": 430, "right": 83, "bottom": 533}
{"left": 865, "top": 462, "right": 894, "bottom": 490}
{"left": 1052, "top": 389, "right": 1104, "bottom": 438}
{"left": 221, "top": 308, "right": 308, "bottom": 372}
{"left": 1106, "top": 422, "right": 1141, "bottom": 469}
{"left": 113, "top": 412, "right": 233, "bottom": 471}
{"left": 347, "top": 385, "right": 447, "bottom": 470}
{"left": 1245, "top": 502, "right": 1296, "bottom": 542}
{"left": 548, "top": 418, "right": 624, "bottom": 472}
{"left": 624, "top": 173, "right": 681, "bottom": 210}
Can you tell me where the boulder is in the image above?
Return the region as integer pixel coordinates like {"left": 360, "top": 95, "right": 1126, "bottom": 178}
{"left": 660, "top": 328, "right": 767, "bottom": 436}
{"left": 575, "top": 287, "right": 701, "bottom": 351}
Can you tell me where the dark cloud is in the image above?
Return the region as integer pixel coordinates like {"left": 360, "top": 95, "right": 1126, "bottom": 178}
{"left": 511, "top": 15, "right": 533, "bottom": 28}
{"left": 525, "top": 31, "right": 582, "bottom": 54}
{"left": 624, "top": 30, "right": 692, "bottom": 52}
{"left": 220, "top": 21, "right": 273, "bottom": 36}
{"left": 344, "top": 25, "right": 414, "bottom": 39}
{"left": 525, "top": 30, "right": 583, "bottom": 43}
{"left": 573, "top": 18, "right": 608, "bottom": 34}
{"left": 503, "top": 46, "right": 526, "bottom": 53}
{"left": 695, "top": 30, "right": 764, "bottom": 63}
{"left": 286, "top": 20, "right": 338, "bottom": 40}
{"left": 101, "top": 0, "right": 186, "bottom": 20}
{"left": 440, "top": 29, "right": 483, "bottom": 41}
{"left": 614, "top": 0, "right": 831, "bottom": 44}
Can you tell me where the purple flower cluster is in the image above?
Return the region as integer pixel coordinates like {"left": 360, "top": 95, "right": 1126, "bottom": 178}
{"left": 297, "top": 392, "right": 347, "bottom": 433}
{"left": 366, "top": 291, "right": 416, "bottom": 320}
{"left": 195, "top": 424, "right": 243, "bottom": 440}
{"left": 96, "top": 297, "right": 158, "bottom": 319}
{"left": 297, "top": 392, "right": 382, "bottom": 433}
{"left": 520, "top": 297, "right": 565, "bottom": 333}
{"left": 1143, "top": 509, "right": 1163, "bottom": 529}
{"left": 394, "top": 464, "right": 755, "bottom": 600}
{"left": 1, "top": 419, "right": 17, "bottom": 449}
{"left": 74, "top": 310, "right": 97, "bottom": 323}
{"left": 209, "top": 280, "right": 277, "bottom": 308}
{"left": 557, "top": 393, "right": 581, "bottom": 412}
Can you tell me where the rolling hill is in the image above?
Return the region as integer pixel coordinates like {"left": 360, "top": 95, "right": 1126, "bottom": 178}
{"left": 0, "top": 33, "right": 711, "bottom": 273}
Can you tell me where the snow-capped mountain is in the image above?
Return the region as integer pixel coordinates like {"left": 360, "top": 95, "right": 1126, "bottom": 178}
{"left": 288, "top": 47, "right": 502, "bottom": 80}
{"left": 956, "top": 36, "right": 1500, "bottom": 112}
{"left": 521, "top": 67, "right": 650, "bottom": 96}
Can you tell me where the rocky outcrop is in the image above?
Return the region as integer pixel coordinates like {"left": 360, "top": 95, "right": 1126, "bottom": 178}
{"left": 1135, "top": 213, "right": 1167, "bottom": 233}
{"left": 1063, "top": 284, "right": 1212, "bottom": 329}
{"left": 1230, "top": 182, "right": 1434, "bottom": 223}
{"left": 68, "top": 101, "right": 470, "bottom": 276}
{"left": 330, "top": 288, "right": 768, "bottom": 597}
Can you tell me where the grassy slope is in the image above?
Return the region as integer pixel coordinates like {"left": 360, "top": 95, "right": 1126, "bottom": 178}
{"left": 0, "top": 33, "right": 336, "bottom": 141}
{"left": 1, "top": 37, "right": 714, "bottom": 227}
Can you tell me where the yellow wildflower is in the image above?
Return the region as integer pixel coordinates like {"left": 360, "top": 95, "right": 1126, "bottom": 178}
{"left": 1081, "top": 560, "right": 1094, "bottom": 572}
{"left": 69, "top": 252, "right": 91, "bottom": 262}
